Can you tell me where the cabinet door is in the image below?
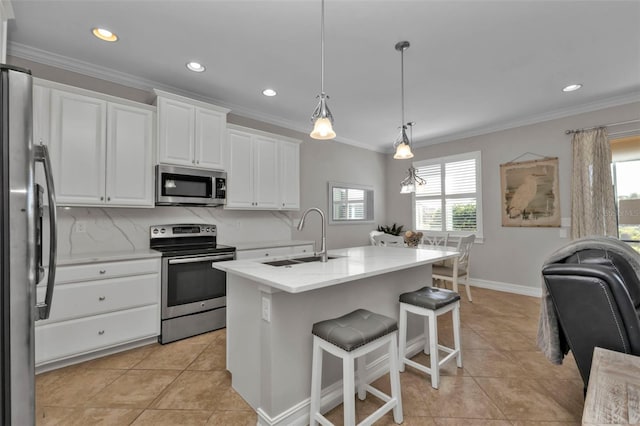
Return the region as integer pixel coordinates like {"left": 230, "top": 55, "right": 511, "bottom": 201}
{"left": 50, "top": 90, "right": 107, "bottom": 205}
{"left": 253, "top": 136, "right": 279, "bottom": 209}
{"left": 195, "top": 107, "right": 226, "bottom": 170}
{"left": 106, "top": 103, "right": 154, "bottom": 207}
{"left": 226, "top": 130, "right": 255, "bottom": 208}
{"left": 157, "top": 97, "right": 195, "bottom": 166}
{"left": 279, "top": 140, "right": 300, "bottom": 210}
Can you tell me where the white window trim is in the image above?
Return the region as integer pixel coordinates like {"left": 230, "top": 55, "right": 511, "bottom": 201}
{"left": 328, "top": 181, "right": 375, "bottom": 225}
{"left": 411, "top": 151, "right": 484, "bottom": 242}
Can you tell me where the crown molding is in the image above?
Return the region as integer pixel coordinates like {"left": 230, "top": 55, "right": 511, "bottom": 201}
{"left": 8, "top": 41, "right": 383, "bottom": 153}
{"left": 407, "top": 91, "right": 640, "bottom": 151}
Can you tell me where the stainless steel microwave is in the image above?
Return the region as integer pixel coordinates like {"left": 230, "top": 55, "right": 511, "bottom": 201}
{"left": 155, "top": 165, "right": 226, "bottom": 206}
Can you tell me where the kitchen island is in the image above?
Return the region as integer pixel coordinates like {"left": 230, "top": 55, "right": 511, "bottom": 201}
{"left": 215, "top": 245, "right": 458, "bottom": 426}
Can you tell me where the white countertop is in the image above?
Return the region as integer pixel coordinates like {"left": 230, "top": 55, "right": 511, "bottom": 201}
{"left": 233, "top": 240, "right": 315, "bottom": 251}
{"left": 215, "top": 245, "right": 459, "bottom": 293}
{"left": 56, "top": 249, "right": 162, "bottom": 266}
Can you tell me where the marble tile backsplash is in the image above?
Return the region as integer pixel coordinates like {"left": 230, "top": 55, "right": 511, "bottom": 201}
{"left": 55, "top": 206, "right": 296, "bottom": 255}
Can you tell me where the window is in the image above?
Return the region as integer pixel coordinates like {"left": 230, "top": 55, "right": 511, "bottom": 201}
{"left": 611, "top": 135, "right": 640, "bottom": 253}
{"left": 328, "top": 182, "right": 374, "bottom": 224}
{"left": 413, "top": 151, "right": 483, "bottom": 239}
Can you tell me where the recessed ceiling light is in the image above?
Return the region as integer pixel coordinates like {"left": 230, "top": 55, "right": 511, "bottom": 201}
{"left": 92, "top": 27, "right": 118, "bottom": 42}
{"left": 262, "top": 89, "right": 277, "bottom": 97}
{"left": 562, "top": 83, "right": 583, "bottom": 92}
{"left": 186, "top": 62, "right": 206, "bottom": 73}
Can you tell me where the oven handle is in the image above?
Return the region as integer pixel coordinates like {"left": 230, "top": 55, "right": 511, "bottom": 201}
{"left": 168, "top": 254, "right": 235, "bottom": 264}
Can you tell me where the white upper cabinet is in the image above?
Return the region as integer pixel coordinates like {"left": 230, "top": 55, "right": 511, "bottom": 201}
{"left": 279, "top": 140, "right": 300, "bottom": 209}
{"left": 43, "top": 80, "right": 155, "bottom": 207}
{"left": 226, "top": 124, "right": 300, "bottom": 210}
{"left": 50, "top": 90, "right": 107, "bottom": 205}
{"left": 155, "top": 90, "right": 229, "bottom": 170}
{"left": 157, "top": 97, "right": 194, "bottom": 166}
{"left": 106, "top": 103, "right": 154, "bottom": 206}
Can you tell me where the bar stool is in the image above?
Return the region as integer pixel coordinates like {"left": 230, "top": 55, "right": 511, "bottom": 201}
{"left": 398, "top": 287, "right": 462, "bottom": 389}
{"left": 310, "top": 309, "right": 403, "bottom": 426}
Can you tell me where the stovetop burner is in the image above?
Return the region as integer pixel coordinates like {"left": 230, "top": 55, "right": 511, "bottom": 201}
{"left": 149, "top": 224, "right": 235, "bottom": 257}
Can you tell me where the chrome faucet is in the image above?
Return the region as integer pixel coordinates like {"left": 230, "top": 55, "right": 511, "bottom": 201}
{"left": 297, "top": 207, "right": 328, "bottom": 262}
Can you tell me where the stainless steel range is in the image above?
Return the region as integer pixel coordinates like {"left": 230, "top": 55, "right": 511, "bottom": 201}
{"left": 150, "top": 224, "right": 236, "bottom": 344}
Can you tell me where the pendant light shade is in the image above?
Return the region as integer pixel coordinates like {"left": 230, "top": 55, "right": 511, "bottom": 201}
{"left": 310, "top": 94, "right": 336, "bottom": 139}
{"left": 400, "top": 166, "right": 426, "bottom": 194}
{"left": 393, "top": 125, "right": 413, "bottom": 159}
{"left": 310, "top": 0, "right": 336, "bottom": 140}
{"left": 392, "top": 40, "right": 413, "bottom": 159}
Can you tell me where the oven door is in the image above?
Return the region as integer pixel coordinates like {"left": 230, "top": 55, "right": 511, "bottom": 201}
{"left": 161, "top": 252, "right": 235, "bottom": 319}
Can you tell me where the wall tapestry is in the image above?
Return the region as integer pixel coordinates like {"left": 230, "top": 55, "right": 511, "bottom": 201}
{"left": 500, "top": 157, "right": 560, "bottom": 227}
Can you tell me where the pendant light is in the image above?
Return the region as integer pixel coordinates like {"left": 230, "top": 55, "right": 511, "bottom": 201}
{"left": 310, "top": 0, "right": 336, "bottom": 140}
{"left": 393, "top": 40, "right": 413, "bottom": 159}
{"left": 399, "top": 123, "right": 426, "bottom": 193}
{"left": 400, "top": 167, "right": 426, "bottom": 193}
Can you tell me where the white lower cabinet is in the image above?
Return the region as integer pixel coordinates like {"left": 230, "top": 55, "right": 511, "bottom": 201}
{"left": 35, "top": 258, "right": 161, "bottom": 367}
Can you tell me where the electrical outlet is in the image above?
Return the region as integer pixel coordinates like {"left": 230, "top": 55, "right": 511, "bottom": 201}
{"left": 261, "top": 297, "right": 271, "bottom": 322}
{"left": 74, "top": 221, "right": 86, "bottom": 233}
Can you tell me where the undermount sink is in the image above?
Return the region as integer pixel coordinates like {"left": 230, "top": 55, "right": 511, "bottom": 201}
{"left": 263, "top": 255, "right": 340, "bottom": 267}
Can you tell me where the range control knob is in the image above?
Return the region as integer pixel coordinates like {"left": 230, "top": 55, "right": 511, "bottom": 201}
{"left": 160, "top": 228, "right": 166, "bottom": 234}
{"left": 152, "top": 229, "right": 159, "bottom": 234}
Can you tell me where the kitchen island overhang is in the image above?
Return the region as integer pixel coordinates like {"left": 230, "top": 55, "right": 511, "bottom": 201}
{"left": 214, "top": 245, "right": 459, "bottom": 426}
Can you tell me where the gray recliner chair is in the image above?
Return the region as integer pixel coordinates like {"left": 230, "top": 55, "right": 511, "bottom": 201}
{"left": 539, "top": 237, "right": 640, "bottom": 391}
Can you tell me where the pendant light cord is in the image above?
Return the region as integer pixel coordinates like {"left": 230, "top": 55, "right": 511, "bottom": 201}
{"left": 400, "top": 45, "right": 404, "bottom": 127}
{"left": 320, "top": 0, "right": 325, "bottom": 95}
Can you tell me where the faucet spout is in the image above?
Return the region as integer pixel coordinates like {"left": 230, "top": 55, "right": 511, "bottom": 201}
{"left": 296, "top": 207, "right": 328, "bottom": 262}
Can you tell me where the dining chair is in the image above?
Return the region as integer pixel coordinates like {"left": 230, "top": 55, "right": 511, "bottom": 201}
{"left": 373, "top": 234, "right": 405, "bottom": 247}
{"left": 422, "top": 231, "right": 449, "bottom": 248}
{"left": 432, "top": 234, "right": 476, "bottom": 302}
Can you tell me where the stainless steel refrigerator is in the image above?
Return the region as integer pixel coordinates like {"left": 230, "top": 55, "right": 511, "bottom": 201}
{"left": 1, "top": 64, "right": 57, "bottom": 424}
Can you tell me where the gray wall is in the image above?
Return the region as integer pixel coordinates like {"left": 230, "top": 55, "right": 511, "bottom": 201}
{"left": 386, "top": 101, "right": 640, "bottom": 290}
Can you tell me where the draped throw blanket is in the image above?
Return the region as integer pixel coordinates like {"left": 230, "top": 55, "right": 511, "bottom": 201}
{"left": 571, "top": 128, "right": 617, "bottom": 239}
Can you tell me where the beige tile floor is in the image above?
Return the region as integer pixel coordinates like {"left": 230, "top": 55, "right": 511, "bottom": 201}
{"left": 35, "top": 287, "right": 583, "bottom": 425}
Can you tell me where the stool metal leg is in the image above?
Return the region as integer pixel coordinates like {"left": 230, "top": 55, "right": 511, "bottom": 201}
{"left": 310, "top": 337, "right": 323, "bottom": 426}
{"left": 398, "top": 305, "right": 408, "bottom": 373}
{"left": 452, "top": 301, "right": 463, "bottom": 367}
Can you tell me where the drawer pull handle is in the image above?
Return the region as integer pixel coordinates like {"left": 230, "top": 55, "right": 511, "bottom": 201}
{"left": 98, "top": 330, "right": 105, "bottom": 335}
{"left": 98, "top": 296, "right": 106, "bottom": 301}
{"left": 99, "top": 270, "right": 106, "bottom": 274}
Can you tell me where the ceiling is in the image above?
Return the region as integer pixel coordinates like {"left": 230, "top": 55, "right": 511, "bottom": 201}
{"left": 7, "top": 0, "right": 640, "bottom": 152}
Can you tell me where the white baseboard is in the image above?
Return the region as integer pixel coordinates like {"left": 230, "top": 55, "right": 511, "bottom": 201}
{"left": 35, "top": 336, "right": 158, "bottom": 374}
{"left": 468, "top": 278, "right": 542, "bottom": 298}
{"left": 256, "top": 335, "right": 427, "bottom": 426}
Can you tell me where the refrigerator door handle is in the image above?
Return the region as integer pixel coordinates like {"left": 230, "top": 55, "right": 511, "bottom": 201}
{"left": 34, "top": 145, "right": 57, "bottom": 321}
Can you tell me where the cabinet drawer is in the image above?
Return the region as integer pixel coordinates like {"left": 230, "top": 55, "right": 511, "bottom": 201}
{"left": 37, "top": 274, "right": 159, "bottom": 324}
{"left": 35, "top": 305, "right": 159, "bottom": 365}
{"left": 56, "top": 258, "right": 160, "bottom": 284}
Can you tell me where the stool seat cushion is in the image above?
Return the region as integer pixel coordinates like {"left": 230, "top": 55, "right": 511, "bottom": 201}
{"left": 312, "top": 309, "right": 398, "bottom": 352}
{"left": 399, "top": 286, "right": 461, "bottom": 310}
